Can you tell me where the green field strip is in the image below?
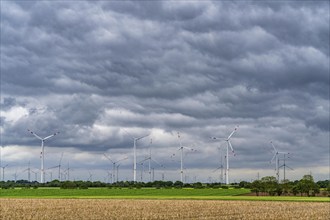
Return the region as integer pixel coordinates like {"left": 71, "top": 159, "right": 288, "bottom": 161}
{"left": 1, "top": 188, "right": 329, "bottom": 202}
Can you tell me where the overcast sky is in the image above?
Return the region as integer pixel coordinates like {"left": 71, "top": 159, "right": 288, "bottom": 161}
{"left": 1, "top": 0, "right": 329, "bottom": 183}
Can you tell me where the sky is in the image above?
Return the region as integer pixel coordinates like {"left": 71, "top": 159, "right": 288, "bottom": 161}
{"left": 0, "top": 0, "right": 329, "bottom": 183}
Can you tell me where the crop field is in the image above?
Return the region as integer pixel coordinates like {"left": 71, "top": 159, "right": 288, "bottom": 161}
{"left": 0, "top": 187, "right": 250, "bottom": 198}
{"left": 1, "top": 188, "right": 329, "bottom": 202}
{"left": 1, "top": 198, "right": 329, "bottom": 220}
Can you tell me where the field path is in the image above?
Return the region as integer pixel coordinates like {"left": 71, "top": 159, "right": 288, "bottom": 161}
{"left": 0, "top": 198, "right": 329, "bottom": 219}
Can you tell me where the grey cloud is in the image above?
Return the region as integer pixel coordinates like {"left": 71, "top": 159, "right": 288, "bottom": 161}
{"left": 1, "top": 0, "right": 329, "bottom": 181}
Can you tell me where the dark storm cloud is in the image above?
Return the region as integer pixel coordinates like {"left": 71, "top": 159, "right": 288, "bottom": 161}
{"left": 1, "top": 0, "right": 329, "bottom": 180}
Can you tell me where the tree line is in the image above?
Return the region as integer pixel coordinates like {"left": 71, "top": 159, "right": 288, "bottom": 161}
{"left": 1, "top": 174, "right": 329, "bottom": 197}
{"left": 247, "top": 175, "right": 329, "bottom": 197}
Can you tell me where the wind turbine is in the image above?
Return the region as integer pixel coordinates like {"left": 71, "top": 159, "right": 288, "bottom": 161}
{"left": 177, "top": 132, "right": 196, "bottom": 183}
{"left": 141, "top": 138, "right": 164, "bottom": 182}
{"left": 1, "top": 164, "right": 8, "bottom": 181}
{"left": 139, "top": 160, "right": 145, "bottom": 182}
{"left": 103, "top": 153, "right": 128, "bottom": 183}
{"left": 47, "top": 155, "right": 64, "bottom": 181}
{"left": 47, "top": 164, "right": 60, "bottom": 172}
{"left": 123, "top": 129, "right": 149, "bottom": 182}
{"left": 31, "top": 170, "right": 38, "bottom": 182}
{"left": 213, "top": 146, "right": 224, "bottom": 184}
{"left": 210, "top": 126, "right": 238, "bottom": 185}
{"left": 12, "top": 170, "right": 19, "bottom": 182}
{"left": 270, "top": 141, "right": 289, "bottom": 182}
{"left": 116, "top": 164, "right": 120, "bottom": 182}
{"left": 278, "top": 153, "right": 293, "bottom": 182}
{"left": 28, "top": 129, "right": 59, "bottom": 183}
{"left": 57, "top": 153, "right": 64, "bottom": 181}
{"left": 63, "top": 162, "right": 72, "bottom": 181}
{"left": 106, "top": 171, "right": 112, "bottom": 183}
{"left": 23, "top": 161, "right": 31, "bottom": 182}
{"left": 87, "top": 171, "right": 93, "bottom": 182}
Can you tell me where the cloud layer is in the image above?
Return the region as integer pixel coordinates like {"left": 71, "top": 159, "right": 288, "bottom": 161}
{"left": 1, "top": 1, "right": 329, "bottom": 182}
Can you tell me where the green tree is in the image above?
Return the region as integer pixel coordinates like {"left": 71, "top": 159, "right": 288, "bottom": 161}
{"left": 280, "top": 179, "right": 292, "bottom": 195}
{"left": 192, "top": 182, "right": 203, "bottom": 189}
{"left": 299, "top": 174, "right": 316, "bottom": 197}
{"left": 261, "top": 176, "right": 278, "bottom": 196}
{"left": 173, "top": 181, "right": 183, "bottom": 188}
{"left": 60, "top": 181, "right": 77, "bottom": 189}
{"left": 291, "top": 185, "right": 299, "bottom": 196}
{"left": 239, "top": 181, "right": 250, "bottom": 188}
{"left": 251, "top": 180, "right": 262, "bottom": 196}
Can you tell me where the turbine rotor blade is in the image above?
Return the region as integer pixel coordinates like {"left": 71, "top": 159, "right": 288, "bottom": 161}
{"left": 228, "top": 141, "right": 235, "bottom": 155}
{"left": 270, "top": 153, "right": 276, "bottom": 163}
{"left": 136, "top": 134, "right": 150, "bottom": 141}
{"left": 210, "top": 137, "right": 225, "bottom": 140}
{"left": 139, "top": 158, "right": 149, "bottom": 163}
{"left": 115, "top": 157, "right": 128, "bottom": 163}
{"left": 59, "top": 152, "right": 64, "bottom": 165}
{"left": 287, "top": 166, "right": 294, "bottom": 170}
{"left": 122, "top": 128, "right": 133, "bottom": 138}
{"left": 27, "top": 129, "right": 43, "bottom": 140}
{"left": 103, "top": 153, "right": 114, "bottom": 163}
{"left": 44, "top": 132, "right": 60, "bottom": 141}
{"left": 212, "top": 166, "right": 222, "bottom": 172}
{"left": 227, "top": 126, "right": 238, "bottom": 140}
{"left": 47, "top": 165, "right": 59, "bottom": 170}
{"left": 278, "top": 151, "right": 289, "bottom": 154}
{"left": 151, "top": 158, "right": 162, "bottom": 167}
{"left": 270, "top": 141, "right": 277, "bottom": 152}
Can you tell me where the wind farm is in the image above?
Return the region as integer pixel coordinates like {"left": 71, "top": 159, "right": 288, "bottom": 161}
{"left": 1, "top": 0, "right": 329, "bottom": 219}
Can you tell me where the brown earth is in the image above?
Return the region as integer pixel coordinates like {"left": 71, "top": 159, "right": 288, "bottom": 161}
{"left": 0, "top": 198, "right": 329, "bottom": 220}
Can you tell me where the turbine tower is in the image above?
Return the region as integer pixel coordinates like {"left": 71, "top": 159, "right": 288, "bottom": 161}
{"left": 213, "top": 146, "right": 224, "bottom": 183}
{"left": 23, "top": 161, "right": 31, "bottom": 182}
{"left": 58, "top": 153, "right": 64, "bottom": 181}
{"left": 270, "top": 141, "right": 289, "bottom": 182}
{"left": 141, "top": 138, "right": 164, "bottom": 182}
{"left": 177, "top": 132, "right": 196, "bottom": 183}
{"left": 104, "top": 153, "right": 128, "bottom": 183}
{"left": 279, "top": 154, "right": 293, "bottom": 182}
{"left": 148, "top": 139, "right": 153, "bottom": 182}
{"left": 210, "top": 126, "right": 238, "bottom": 185}
{"left": 116, "top": 164, "right": 120, "bottom": 182}
{"left": 28, "top": 129, "right": 59, "bottom": 183}
{"left": 1, "top": 164, "right": 8, "bottom": 181}
{"left": 31, "top": 170, "right": 38, "bottom": 182}
{"left": 123, "top": 129, "right": 149, "bottom": 182}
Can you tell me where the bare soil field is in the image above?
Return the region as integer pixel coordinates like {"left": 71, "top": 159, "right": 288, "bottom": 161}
{"left": 0, "top": 198, "right": 329, "bottom": 220}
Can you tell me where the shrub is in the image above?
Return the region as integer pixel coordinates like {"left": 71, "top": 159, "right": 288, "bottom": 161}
{"left": 60, "top": 181, "right": 77, "bottom": 189}
{"left": 79, "top": 183, "right": 89, "bottom": 189}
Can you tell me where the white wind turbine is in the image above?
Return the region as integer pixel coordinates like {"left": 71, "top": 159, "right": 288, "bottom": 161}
{"left": 28, "top": 129, "right": 59, "bottom": 183}
{"left": 47, "top": 153, "right": 64, "bottom": 181}
{"left": 103, "top": 153, "right": 128, "bottom": 183}
{"left": 210, "top": 126, "right": 238, "bottom": 185}
{"left": 177, "top": 132, "right": 196, "bottom": 183}
{"left": 31, "top": 170, "right": 38, "bottom": 182}
{"left": 23, "top": 161, "right": 31, "bottom": 182}
{"left": 278, "top": 154, "right": 293, "bottom": 182}
{"left": 116, "top": 164, "right": 121, "bottom": 182}
{"left": 140, "top": 138, "right": 164, "bottom": 182}
{"left": 123, "top": 129, "right": 149, "bottom": 182}
{"left": 1, "top": 164, "right": 8, "bottom": 181}
{"left": 57, "top": 153, "right": 64, "bottom": 181}
{"left": 87, "top": 171, "right": 93, "bottom": 182}
{"left": 213, "top": 146, "right": 225, "bottom": 184}
{"left": 270, "top": 141, "right": 289, "bottom": 182}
